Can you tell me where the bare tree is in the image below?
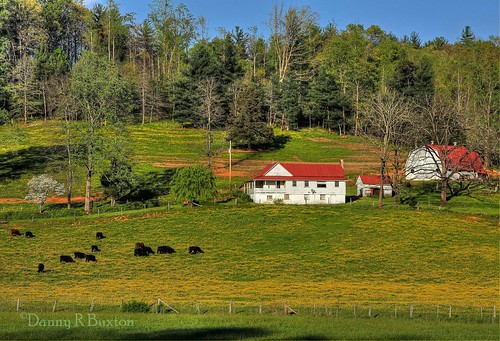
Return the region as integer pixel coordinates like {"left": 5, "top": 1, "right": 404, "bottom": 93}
{"left": 197, "top": 77, "right": 222, "bottom": 167}
{"left": 269, "top": 4, "right": 317, "bottom": 82}
{"left": 364, "top": 90, "right": 413, "bottom": 208}
{"left": 418, "top": 95, "right": 473, "bottom": 206}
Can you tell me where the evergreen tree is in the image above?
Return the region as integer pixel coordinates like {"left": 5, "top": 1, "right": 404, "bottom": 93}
{"left": 227, "top": 79, "right": 274, "bottom": 149}
{"left": 460, "top": 25, "right": 475, "bottom": 45}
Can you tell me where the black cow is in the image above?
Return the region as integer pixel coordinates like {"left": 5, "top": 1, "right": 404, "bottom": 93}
{"left": 188, "top": 246, "right": 204, "bottom": 254}
{"left": 37, "top": 263, "right": 44, "bottom": 273}
{"left": 96, "top": 232, "right": 105, "bottom": 239}
{"left": 25, "top": 231, "right": 35, "bottom": 238}
{"left": 85, "top": 254, "right": 97, "bottom": 262}
{"left": 74, "top": 252, "right": 86, "bottom": 259}
{"left": 143, "top": 246, "right": 155, "bottom": 255}
{"left": 60, "top": 255, "right": 74, "bottom": 263}
{"left": 9, "top": 228, "right": 21, "bottom": 237}
{"left": 134, "top": 247, "right": 149, "bottom": 257}
{"left": 135, "top": 242, "right": 145, "bottom": 248}
{"left": 91, "top": 245, "right": 101, "bottom": 252}
{"left": 157, "top": 245, "right": 176, "bottom": 254}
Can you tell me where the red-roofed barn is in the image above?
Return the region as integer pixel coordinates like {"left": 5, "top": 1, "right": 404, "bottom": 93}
{"left": 244, "top": 162, "right": 346, "bottom": 204}
{"left": 356, "top": 175, "right": 393, "bottom": 197}
{"left": 405, "top": 145, "right": 487, "bottom": 181}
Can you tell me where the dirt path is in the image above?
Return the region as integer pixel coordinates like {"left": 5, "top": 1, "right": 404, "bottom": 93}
{"left": 0, "top": 196, "right": 99, "bottom": 204}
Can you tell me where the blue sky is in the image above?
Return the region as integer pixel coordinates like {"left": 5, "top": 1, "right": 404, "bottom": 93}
{"left": 84, "top": 0, "right": 499, "bottom": 43}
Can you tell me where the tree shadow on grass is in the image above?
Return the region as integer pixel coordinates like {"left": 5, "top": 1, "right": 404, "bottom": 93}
{"left": 1, "top": 327, "right": 270, "bottom": 340}
{"left": 124, "top": 327, "right": 270, "bottom": 340}
{"left": 0, "top": 145, "right": 66, "bottom": 184}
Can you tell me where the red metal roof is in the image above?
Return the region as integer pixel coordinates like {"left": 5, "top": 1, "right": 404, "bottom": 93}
{"left": 358, "top": 174, "right": 392, "bottom": 185}
{"left": 428, "top": 145, "right": 487, "bottom": 174}
{"left": 252, "top": 162, "right": 346, "bottom": 181}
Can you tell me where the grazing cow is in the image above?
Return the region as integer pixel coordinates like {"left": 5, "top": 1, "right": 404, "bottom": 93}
{"left": 74, "top": 252, "right": 85, "bottom": 259}
{"left": 85, "top": 254, "right": 97, "bottom": 262}
{"left": 96, "top": 232, "right": 105, "bottom": 239}
{"left": 60, "top": 255, "right": 74, "bottom": 263}
{"left": 9, "top": 228, "right": 21, "bottom": 237}
{"left": 25, "top": 231, "right": 35, "bottom": 238}
{"left": 157, "top": 245, "right": 176, "bottom": 254}
{"left": 143, "top": 246, "right": 155, "bottom": 255}
{"left": 134, "top": 247, "right": 149, "bottom": 257}
{"left": 135, "top": 242, "right": 144, "bottom": 248}
{"left": 188, "top": 246, "right": 204, "bottom": 254}
{"left": 37, "top": 263, "right": 45, "bottom": 273}
{"left": 91, "top": 245, "right": 101, "bottom": 252}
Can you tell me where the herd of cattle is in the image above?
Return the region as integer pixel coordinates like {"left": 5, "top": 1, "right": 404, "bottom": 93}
{"left": 8, "top": 228, "right": 204, "bottom": 273}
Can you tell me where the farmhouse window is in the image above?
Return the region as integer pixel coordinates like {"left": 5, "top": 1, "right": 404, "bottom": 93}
{"left": 320, "top": 194, "right": 326, "bottom": 200}
{"left": 284, "top": 194, "right": 290, "bottom": 200}
{"left": 255, "top": 181, "right": 264, "bottom": 188}
{"left": 317, "top": 181, "right": 326, "bottom": 188}
{"left": 335, "top": 181, "right": 339, "bottom": 187}
{"left": 304, "top": 181, "right": 309, "bottom": 187}
{"left": 267, "top": 195, "right": 273, "bottom": 202}
{"left": 292, "top": 181, "right": 297, "bottom": 187}
{"left": 276, "top": 181, "right": 285, "bottom": 189}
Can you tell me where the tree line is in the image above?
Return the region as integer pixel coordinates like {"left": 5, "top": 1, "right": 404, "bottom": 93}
{"left": 1, "top": 0, "right": 498, "bottom": 211}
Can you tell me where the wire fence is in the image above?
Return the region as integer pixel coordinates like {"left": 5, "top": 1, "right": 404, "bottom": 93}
{"left": 1, "top": 298, "right": 497, "bottom": 323}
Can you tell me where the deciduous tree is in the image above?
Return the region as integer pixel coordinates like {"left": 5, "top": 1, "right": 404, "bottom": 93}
{"left": 170, "top": 164, "right": 217, "bottom": 203}
{"left": 25, "top": 174, "right": 64, "bottom": 213}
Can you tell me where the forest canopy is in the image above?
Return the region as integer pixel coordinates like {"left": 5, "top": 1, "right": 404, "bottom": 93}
{"left": 0, "top": 0, "right": 498, "bottom": 168}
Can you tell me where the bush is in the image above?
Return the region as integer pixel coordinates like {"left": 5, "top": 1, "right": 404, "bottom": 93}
{"left": 231, "top": 189, "right": 252, "bottom": 203}
{"left": 121, "top": 300, "right": 151, "bottom": 313}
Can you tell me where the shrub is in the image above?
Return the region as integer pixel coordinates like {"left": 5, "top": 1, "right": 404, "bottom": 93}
{"left": 121, "top": 300, "right": 150, "bottom": 313}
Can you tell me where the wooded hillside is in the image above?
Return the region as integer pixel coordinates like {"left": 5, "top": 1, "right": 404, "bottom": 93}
{"left": 0, "top": 1, "right": 498, "bottom": 210}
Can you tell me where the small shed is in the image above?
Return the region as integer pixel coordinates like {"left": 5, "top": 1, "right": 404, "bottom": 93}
{"left": 356, "top": 175, "right": 393, "bottom": 197}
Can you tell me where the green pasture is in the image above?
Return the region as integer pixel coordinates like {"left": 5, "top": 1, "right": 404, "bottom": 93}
{"left": 0, "top": 204, "right": 497, "bottom": 307}
{"left": 0, "top": 311, "right": 498, "bottom": 340}
{"left": 0, "top": 121, "right": 378, "bottom": 199}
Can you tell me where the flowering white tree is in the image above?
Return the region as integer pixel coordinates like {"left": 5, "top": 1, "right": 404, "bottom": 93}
{"left": 25, "top": 175, "right": 64, "bottom": 213}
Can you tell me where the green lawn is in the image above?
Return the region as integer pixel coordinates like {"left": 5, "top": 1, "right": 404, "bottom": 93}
{"left": 0, "top": 310, "right": 498, "bottom": 340}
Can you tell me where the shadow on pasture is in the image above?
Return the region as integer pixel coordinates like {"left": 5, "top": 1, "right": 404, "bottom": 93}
{"left": 0, "top": 145, "right": 66, "bottom": 183}
{"left": 123, "top": 327, "right": 270, "bottom": 340}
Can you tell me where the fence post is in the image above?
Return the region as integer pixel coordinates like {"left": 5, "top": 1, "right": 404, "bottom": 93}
{"left": 259, "top": 302, "right": 262, "bottom": 315}
{"left": 196, "top": 302, "right": 200, "bottom": 314}
{"left": 284, "top": 302, "right": 288, "bottom": 316}
{"left": 324, "top": 304, "right": 328, "bottom": 316}
{"left": 394, "top": 305, "right": 397, "bottom": 319}
{"left": 368, "top": 304, "right": 372, "bottom": 317}
{"left": 16, "top": 298, "right": 20, "bottom": 312}
{"left": 229, "top": 301, "right": 233, "bottom": 314}
{"left": 480, "top": 307, "right": 483, "bottom": 318}
{"left": 493, "top": 306, "right": 496, "bottom": 320}
{"left": 353, "top": 304, "right": 357, "bottom": 318}
{"left": 410, "top": 304, "right": 414, "bottom": 318}
{"left": 448, "top": 305, "right": 452, "bottom": 318}
{"left": 52, "top": 300, "right": 57, "bottom": 313}
{"left": 336, "top": 306, "right": 339, "bottom": 318}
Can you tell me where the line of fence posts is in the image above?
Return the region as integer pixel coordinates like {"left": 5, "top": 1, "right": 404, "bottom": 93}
{"left": 9, "top": 299, "right": 498, "bottom": 321}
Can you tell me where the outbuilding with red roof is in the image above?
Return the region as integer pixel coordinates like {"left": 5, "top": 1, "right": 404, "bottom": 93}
{"left": 356, "top": 175, "right": 393, "bottom": 197}
{"left": 244, "top": 162, "right": 346, "bottom": 204}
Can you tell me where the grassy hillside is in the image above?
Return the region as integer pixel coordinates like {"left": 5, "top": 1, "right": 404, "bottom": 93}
{"left": 0, "top": 121, "right": 380, "bottom": 199}
{"left": 0, "top": 204, "right": 497, "bottom": 308}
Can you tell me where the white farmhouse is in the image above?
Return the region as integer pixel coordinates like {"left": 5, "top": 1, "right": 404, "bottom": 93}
{"left": 356, "top": 175, "right": 393, "bottom": 197}
{"left": 405, "top": 145, "right": 487, "bottom": 181}
{"left": 244, "top": 162, "right": 346, "bottom": 204}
